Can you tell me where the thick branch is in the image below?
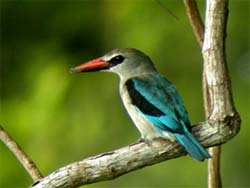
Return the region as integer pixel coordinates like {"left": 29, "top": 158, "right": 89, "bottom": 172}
{"left": 202, "top": 1, "right": 240, "bottom": 187}
{"left": 184, "top": 1, "right": 222, "bottom": 187}
{"left": 32, "top": 118, "right": 240, "bottom": 188}
{"left": 184, "top": 1, "right": 240, "bottom": 188}
{"left": 0, "top": 125, "right": 43, "bottom": 181}
{"left": 203, "top": 0, "right": 237, "bottom": 127}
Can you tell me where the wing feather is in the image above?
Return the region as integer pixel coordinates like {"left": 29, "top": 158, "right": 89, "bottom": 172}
{"left": 125, "top": 74, "right": 190, "bottom": 133}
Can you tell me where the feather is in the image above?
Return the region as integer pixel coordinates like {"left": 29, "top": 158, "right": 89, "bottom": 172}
{"left": 125, "top": 74, "right": 210, "bottom": 161}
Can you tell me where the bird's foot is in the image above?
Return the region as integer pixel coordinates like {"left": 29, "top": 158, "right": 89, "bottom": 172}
{"left": 136, "top": 137, "right": 145, "bottom": 144}
{"left": 130, "top": 137, "right": 152, "bottom": 147}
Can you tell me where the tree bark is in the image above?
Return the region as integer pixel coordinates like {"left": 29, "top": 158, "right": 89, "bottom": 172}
{"left": 32, "top": 118, "right": 240, "bottom": 188}
{"left": 202, "top": 1, "right": 235, "bottom": 188}
{"left": 184, "top": 0, "right": 235, "bottom": 187}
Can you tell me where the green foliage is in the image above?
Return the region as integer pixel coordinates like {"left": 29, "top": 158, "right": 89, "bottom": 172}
{"left": 0, "top": 1, "right": 249, "bottom": 187}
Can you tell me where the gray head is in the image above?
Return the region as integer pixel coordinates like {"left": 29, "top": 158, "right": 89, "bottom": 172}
{"left": 71, "top": 48, "right": 157, "bottom": 79}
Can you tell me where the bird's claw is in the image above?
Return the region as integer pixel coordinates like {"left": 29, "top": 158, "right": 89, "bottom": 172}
{"left": 129, "top": 137, "right": 152, "bottom": 146}
{"left": 136, "top": 137, "right": 145, "bottom": 144}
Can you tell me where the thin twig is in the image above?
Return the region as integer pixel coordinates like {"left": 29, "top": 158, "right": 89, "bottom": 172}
{"left": 183, "top": 0, "right": 204, "bottom": 47}
{"left": 155, "top": 0, "right": 179, "bottom": 20}
{"left": 0, "top": 124, "right": 43, "bottom": 181}
{"left": 208, "top": 147, "right": 222, "bottom": 188}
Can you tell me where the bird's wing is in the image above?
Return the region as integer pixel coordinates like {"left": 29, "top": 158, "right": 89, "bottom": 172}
{"left": 125, "top": 74, "right": 191, "bottom": 134}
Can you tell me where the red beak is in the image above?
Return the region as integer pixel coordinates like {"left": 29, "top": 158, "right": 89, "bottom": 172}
{"left": 70, "top": 58, "right": 110, "bottom": 73}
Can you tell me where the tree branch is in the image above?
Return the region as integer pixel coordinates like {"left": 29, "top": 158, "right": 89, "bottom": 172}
{"left": 203, "top": 1, "right": 233, "bottom": 118}
{"left": 183, "top": 0, "right": 211, "bottom": 115}
{"left": 184, "top": 1, "right": 239, "bottom": 188}
{"left": 202, "top": 1, "right": 236, "bottom": 188}
{"left": 32, "top": 1, "right": 240, "bottom": 187}
{"left": 183, "top": 0, "right": 204, "bottom": 47}
{"left": 32, "top": 117, "right": 240, "bottom": 188}
{"left": 208, "top": 147, "right": 222, "bottom": 188}
{"left": 1, "top": 1, "right": 240, "bottom": 188}
{"left": 0, "top": 124, "right": 43, "bottom": 181}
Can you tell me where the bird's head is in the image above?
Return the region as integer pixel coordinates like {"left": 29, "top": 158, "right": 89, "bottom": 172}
{"left": 70, "top": 48, "right": 157, "bottom": 79}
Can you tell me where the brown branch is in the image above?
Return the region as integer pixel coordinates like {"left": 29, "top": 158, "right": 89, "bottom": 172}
{"left": 208, "top": 147, "right": 222, "bottom": 188}
{"left": 32, "top": 118, "right": 240, "bottom": 188}
{"left": 183, "top": 0, "right": 211, "bottom": 116}
{"left": 183, "top": 0, "right": 204, "bottom": 47}
{"left": 0, "top": 124, "right": 43, "bottom": 182}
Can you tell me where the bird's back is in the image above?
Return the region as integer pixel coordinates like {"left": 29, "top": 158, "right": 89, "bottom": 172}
{"left": 119, "top": 73, "right": 191, "bottom": 140}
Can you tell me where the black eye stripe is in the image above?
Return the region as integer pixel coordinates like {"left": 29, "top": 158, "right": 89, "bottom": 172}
{"left": 109, "top": 55, "right": 125, "bottom": 65}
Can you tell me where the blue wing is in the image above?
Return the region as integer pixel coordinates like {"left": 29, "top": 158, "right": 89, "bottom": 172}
{"left": 125, "top": 74, "right": 210, "bottom": 161}
{"left": 125, "top": 74, "right": 190, "bottom": 133}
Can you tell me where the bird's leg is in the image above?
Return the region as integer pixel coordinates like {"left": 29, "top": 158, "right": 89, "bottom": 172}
{"left": 130, "top": 137, "right": 152, "bottom": 147}
{"left": 129, "top": 137, "right": 145, "bottom": 147}
{"left": 135, "top": 137, "right": 145, "bottom": 144}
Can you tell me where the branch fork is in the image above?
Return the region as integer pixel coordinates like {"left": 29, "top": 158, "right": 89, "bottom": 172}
{"left": 0, "top": 1, "right": 241, "bottom": 188}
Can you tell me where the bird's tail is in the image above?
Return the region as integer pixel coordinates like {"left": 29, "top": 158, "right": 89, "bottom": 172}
{"left": 174, "top": 129, "right": 211, "bottom": 161}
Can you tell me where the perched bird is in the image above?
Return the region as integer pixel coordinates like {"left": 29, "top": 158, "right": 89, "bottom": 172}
{"left": 71, "top": 48, "right": 210, "bottom": 161}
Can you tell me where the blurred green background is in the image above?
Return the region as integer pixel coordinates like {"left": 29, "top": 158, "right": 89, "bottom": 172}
{"left": 0, "top": 0, "right": 249, "bottom": 188}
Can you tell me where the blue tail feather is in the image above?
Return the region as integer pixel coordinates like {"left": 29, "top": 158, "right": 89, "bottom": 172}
{"left": 175, "top": 131, "right": 211, "bottom": 161}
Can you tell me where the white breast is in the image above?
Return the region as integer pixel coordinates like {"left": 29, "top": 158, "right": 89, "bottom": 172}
{"left": 119, "top": 81, "right": 161, "bottom": 140}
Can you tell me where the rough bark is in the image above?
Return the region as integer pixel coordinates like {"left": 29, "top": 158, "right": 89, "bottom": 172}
{"left": 184, "top": 0, "right": 234, "bottom": 187}
{"left": 32, "top": 117, "right": 240, "bottom": 188}
{"left": 202, "top": 1, "right": 236, "bottom": 188}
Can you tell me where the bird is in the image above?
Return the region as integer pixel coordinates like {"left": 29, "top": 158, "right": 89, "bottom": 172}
{"left": 70, "top": 48, "right": 211, "bottom": 161}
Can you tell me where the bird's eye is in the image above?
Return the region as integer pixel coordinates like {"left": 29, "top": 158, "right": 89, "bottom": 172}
{"left": 109, "top": 55, "right": 125, "bottom": 65}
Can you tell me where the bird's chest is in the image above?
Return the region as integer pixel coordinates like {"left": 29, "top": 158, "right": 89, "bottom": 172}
{"left": 119, "top": 84, "right": 159, "bottom": 140}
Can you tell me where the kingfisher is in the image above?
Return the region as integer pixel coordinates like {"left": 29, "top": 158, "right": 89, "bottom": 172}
{"left": 71, "top": 48, "right": 210, "bottom": 161}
